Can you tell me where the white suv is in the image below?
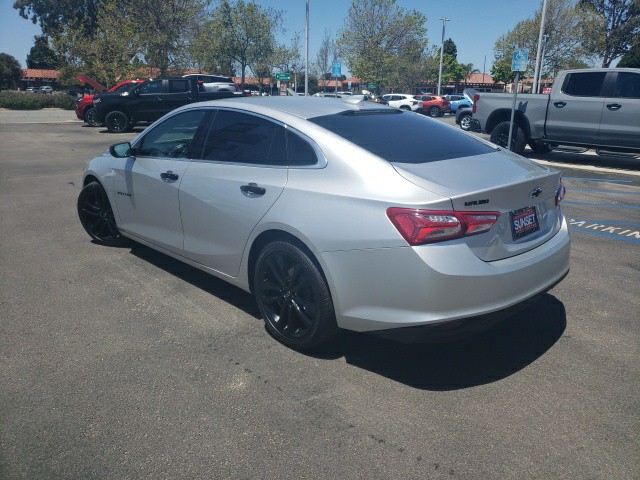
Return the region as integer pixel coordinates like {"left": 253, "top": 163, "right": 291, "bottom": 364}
{"left": 382, "top": 94, "right": 420, "bottom": 111}
{"left": 182, "top": 74, "right": 237, "bottom": 93}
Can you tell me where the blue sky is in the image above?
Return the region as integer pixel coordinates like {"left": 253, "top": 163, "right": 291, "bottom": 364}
{"left": 1, "top": 0, "right": 545, "bottom": 73}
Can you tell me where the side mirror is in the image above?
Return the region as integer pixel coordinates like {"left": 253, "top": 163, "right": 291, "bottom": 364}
{"left": 109, "top": 142, "right": 132, "bottom": 158}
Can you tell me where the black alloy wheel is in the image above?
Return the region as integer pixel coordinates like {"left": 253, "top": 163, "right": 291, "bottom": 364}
{"left": 428, "top": 106, "right": 441, "bottom": 117}
{"left": 77, "top": 181, "right": 127, "bottom": 246}
{"left": 254, "top": 241, "right": 338, "bottom": 350}
{"left": 105, "top": 110, "right": 130, "bottom": 133}
{"left": 400, "top": 105, "right": 411, "bottom": 111}
{"left": 490, "top": 120, "right": 526, "bottom": 155}
{"left": 85, "top": 107, "right": 101, "bottom": 127}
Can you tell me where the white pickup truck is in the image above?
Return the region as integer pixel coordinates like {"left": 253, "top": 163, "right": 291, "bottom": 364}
{"left": 469, "top": 68, "right": 640, "bottom": 156}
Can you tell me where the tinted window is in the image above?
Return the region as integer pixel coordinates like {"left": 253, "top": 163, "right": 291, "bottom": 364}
{"left": 138, "top": 110, "right": 207, "bottom": 158}
{"left": 563, "top": 72, "right": 606, "bottom": 96}
{"left": 309, "top": 110, "right": 494, "bottom": 164}
{"left": 138, "top": 80, "right": 163, "bottom": 94}
{"left": 614, "top": 72, "right": 640, "bottom": 98}
{"left": 287, "top": 131, "right": 318, "bottom": 166}
{"left": 169, "top": 79, "right": 190, "bottom": 93}
{"left": 202, "top": 110, "right": 281, "bottom": 165}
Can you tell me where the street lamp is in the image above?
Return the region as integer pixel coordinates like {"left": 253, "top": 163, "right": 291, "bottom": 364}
{"left": 437, "top": 17, "right": 450, "bottom": 96}
{"left": 532, "top": 0, "right": 548, "bottom": 94}
{"left": 305, "top": 0, "right": 309, "bottom": 97}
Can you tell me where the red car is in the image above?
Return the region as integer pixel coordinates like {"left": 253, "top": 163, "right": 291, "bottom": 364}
{"left": 75, "top": 75, "right": 144, "bottom": 127}
{"left": 414, "top": 95, "right": 450, "bottom": 117}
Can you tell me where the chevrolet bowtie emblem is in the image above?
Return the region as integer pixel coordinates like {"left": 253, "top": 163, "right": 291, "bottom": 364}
{"left": 530, "top": 187, "right": 543, "bottom": 198}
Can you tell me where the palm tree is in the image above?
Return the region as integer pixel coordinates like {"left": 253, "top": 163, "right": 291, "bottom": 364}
{"left": 460, "top": 63, "right": 480, "bottom": 88}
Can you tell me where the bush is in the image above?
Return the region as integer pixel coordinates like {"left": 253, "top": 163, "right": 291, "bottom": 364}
{"left": 0, "top": 91, "right": 76, "bottom": 110}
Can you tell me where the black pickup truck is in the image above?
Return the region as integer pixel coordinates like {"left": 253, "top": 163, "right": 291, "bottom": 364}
{"left": 93, "top": 77, "right": 237, "bottom": 132}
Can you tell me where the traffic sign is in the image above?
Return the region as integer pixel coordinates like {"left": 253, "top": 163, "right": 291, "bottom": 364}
{"left": 512, "top": 48, "right": 529, "bottom": 72}
{"left": 367, "top": 83, "right": 376, "bottom": 89}
{"left": 275, "top": 73, "right": 291, "bottom": 81}
{"left": 331, "top": 61, "right": 341, "bottom": 78}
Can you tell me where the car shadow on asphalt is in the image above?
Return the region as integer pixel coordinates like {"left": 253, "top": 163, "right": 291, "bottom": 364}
{"left": 314, "top": 294, "right": 567, "bottom": 391}
{"left": 129, "top": 244, "right": 566, "bottom": 391}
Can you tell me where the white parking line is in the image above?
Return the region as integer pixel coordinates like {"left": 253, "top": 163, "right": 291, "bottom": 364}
{"left": 530, "top": 158, "right": 640, "bottom": 177}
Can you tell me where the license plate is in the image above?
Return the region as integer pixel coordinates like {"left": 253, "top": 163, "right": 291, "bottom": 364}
{"left": 510, "top": 206, "right": 540, "bottom": 240}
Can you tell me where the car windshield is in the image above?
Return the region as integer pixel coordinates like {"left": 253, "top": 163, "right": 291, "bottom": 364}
{"left": 309, "top": 110, "right": 495, "bottom": 164}
{"left": 112, "top": 82, "right": 139, "bottom": 93}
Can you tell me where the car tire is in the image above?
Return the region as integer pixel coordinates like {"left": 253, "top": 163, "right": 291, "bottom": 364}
{"left": 490, "top": 121, "right": 526, "bottom": 155}
{"left": 77, "top": 181, "right": 128, "bottom": 246}
{"left": 399, "top": 105, "right": 411, "bottom": 111}
{"left": 428, "top": 106, "right": 441, "bottom": 117}
{"left": 105, "top": 110, "right": 131, "bottom": 133}
{"left": 459, "top": 113, "right": 472, "bottom": 131}
{"left": 84, "top": 107, "right": 102, "bottom": 127}
{"left": 528, "top": 140, "right": 554, "bottom": 154}
{"left": 254, "top": 241, "right": 338, "bottom": 350}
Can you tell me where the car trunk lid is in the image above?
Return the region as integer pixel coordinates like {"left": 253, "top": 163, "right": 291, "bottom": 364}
{"left": 392, "top": 151, "right": 562, "bottom": 261}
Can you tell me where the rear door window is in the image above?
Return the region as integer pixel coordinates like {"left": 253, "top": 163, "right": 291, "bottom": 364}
{"left": 169, "top": 79, "right": 190, "bottom": 93}
{"left": 613, "top": 72, "right": 640, "bottom": 98}
{"left": 309, "top": 110, "right": 495, "bottom": 164}
{"left": 137, "top": 80, "right": 164, "bottom": 94}
{"left": 562, "top": 72, "right": 607, "bottom": 97}
{"left": 201, "top": 110, "right": 283, "bottom": 165}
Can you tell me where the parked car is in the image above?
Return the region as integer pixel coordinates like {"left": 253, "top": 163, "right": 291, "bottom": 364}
{"left": 182, "top": 74, "right": 237, "bottom": 93}
{"left": 414, "top": 95, "right": 450, "bottom": 117}
{"left": 75, "top": 75, "right": 145, "bottom": 127}
{"left": 313, "top": 92, "right": 347, "bottom": 98}
{"left": 39, "top": 86, "right": 53, "bottom": 94}
{"left": 455, "top": 106, "right": 473, "bottom": 131}
{"left": 443, "top": 94, "right": 471, "bottom": 112}
{"left": 78, "top": 97, "right": 570, "bottom": 350}
{"left": 382, "top": 94, "right": 420, "bottom": 111}
{"left": 26, "top": 87, "right": 37, "bottom": 93}
{"left": 93, "top": 77, "right": 237, "bottom": 133}
{"left": 471, "top": 68, "right": 640, "bottom": 155}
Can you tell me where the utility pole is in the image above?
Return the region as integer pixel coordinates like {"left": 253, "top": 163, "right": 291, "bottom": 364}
{"left": 537, "top": 34, "right": 549, "bottom": 93}
{"left": 305, "top": 0, "right": 309, "bottom": 97}
{"left": 532, "top": 0, "right": 548, "bottom": 95}
{"left": 437, "top": 17, "right": 450, "bottom": 96}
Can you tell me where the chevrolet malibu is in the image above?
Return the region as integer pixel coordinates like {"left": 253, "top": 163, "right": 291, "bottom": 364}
{"left": 77, "top": 97, "right": 570, "bottom": 350}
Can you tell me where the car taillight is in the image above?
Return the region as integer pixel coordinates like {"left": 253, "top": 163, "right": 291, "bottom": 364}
{"left": 472, "top": 94, "right": 480, "bottom": 114}
{"left": 555, "top": 179, "right": 566, "bottom": 205}
{"left": 386, "top": 208, "right": 500, "bottom": 245}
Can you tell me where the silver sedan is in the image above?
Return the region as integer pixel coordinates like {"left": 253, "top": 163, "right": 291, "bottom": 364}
{"left": 78, "top": 97, "right": 570, "bottom": 350}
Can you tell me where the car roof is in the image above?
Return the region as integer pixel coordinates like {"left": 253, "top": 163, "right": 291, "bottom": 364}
{"left": 187, "top": 96, "right": 393, "bottom": 120}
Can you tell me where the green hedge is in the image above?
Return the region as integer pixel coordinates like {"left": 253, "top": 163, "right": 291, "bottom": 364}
{"left": 0, "top": 91, "right": 76, "bottom": 110}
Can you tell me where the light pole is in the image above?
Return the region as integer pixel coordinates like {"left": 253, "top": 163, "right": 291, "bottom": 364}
{"left": 536, "top": 34, "right": 549, "bottom": 93}
{"left": 437, "top": 17, "right": 450, "bottom": 96}
{"left": 305, "top": 0, "right": 309, "bottom": 97}
{"left": 532, "top": 0, "right": 548, "bottom": 94}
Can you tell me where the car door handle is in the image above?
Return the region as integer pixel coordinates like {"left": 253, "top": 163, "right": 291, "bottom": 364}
{"left": 160, "top": 171, "right": 179, "bottom": 181}
{"left": 240, "top": 183, "right": 266, "bottom": 196}
{"left": 606, "top": 103, "right": 622, "bottom": 110}
{"left": 553, "top": 101, "right": 566, "bottom": 108}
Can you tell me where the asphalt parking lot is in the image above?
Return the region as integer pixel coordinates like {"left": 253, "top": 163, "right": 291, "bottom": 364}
{"left": 1, "top": 110, "right": 638, "bottom": 479}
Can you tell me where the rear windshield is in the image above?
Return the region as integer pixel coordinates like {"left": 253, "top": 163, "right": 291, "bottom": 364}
{"left": 308, "top": 110, "right": 495, "bottom": 163}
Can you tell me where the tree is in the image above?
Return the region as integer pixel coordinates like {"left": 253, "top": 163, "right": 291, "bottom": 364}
{"left": 207, "top": 0, "right": 282, "bottom": 91}
{"left": 441, "top": 54, "right": 465, "bottom": 83}
{"left": 338, "top": 0, "right": 428, "bottom": 92}
{"left": 577, "top": 0, "right": 640, "bottom": 67}
{"left": 494, "top": 0, "right": 591, "bottom": 78}
{"left": 314, "top": 29, "right": 333, "bottom": 92}
{"left": 443, "top": 38, "right": 457, "bottom": 59}
{"left": 26, "top": 35, "right": 60, "bottom": 69}
{"left": 0, "top": 53, "right": 22, "bottom": 89}
{"left": 617, "top": 40, "right": 640, "bottom": 67}
{"left": 490, "top": 60, "right": 516, "bottom": 84}
{"left": 13, "top": 0, "right": 99, "bottom": 38}
{"left": 460, "top": 62, "right": 480, "bottom": 86}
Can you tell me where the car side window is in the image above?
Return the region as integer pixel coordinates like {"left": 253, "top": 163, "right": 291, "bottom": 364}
{"left": 137, "top": 110, "right": 207, "bottom": 158}
{"left": 169, "top": 79, "right": 190, "bottom": 93}
{"left": 614, "top": 72, "right": 640, "bottom": 99}
{"left": 562, "top": 72, "right": 607, "bottom": 97}
{"left": 137, "top": 80, "right": 163, "bottom": 94}
{"left": 201, "top": 110, "right": 281, "bottom": 165}
{"left": 287, "top": 130, "right": 318, "bottom": 167}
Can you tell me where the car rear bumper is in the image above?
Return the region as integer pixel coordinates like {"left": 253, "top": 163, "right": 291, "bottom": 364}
{"left": 321, "top": 215, "right": 570, "bottom": 333}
